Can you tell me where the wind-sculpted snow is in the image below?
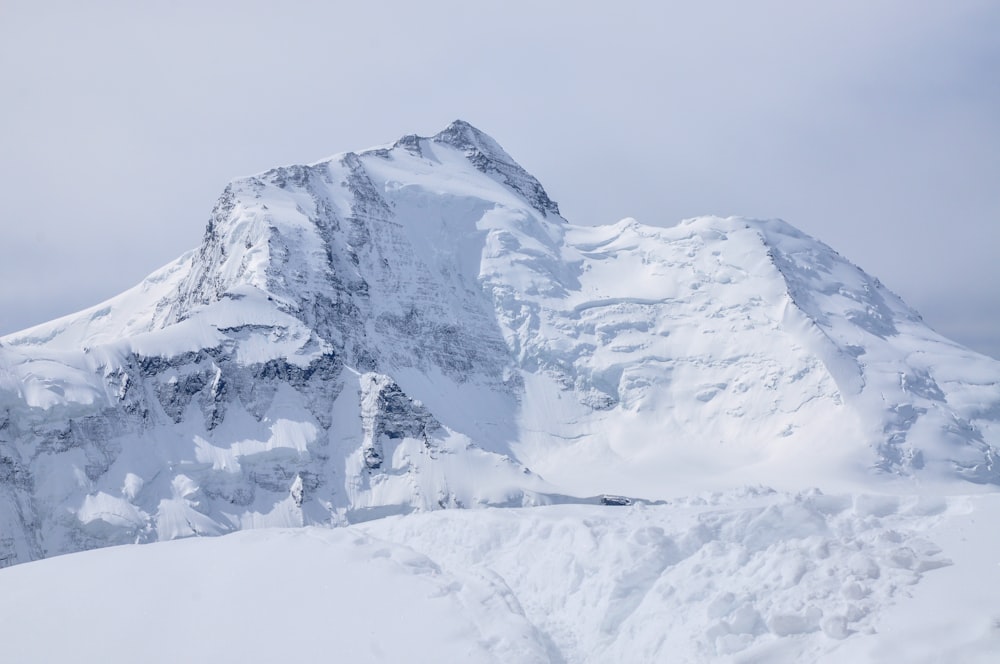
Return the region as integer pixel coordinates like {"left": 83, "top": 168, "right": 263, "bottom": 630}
{"left": 1, "top": 121, "right": 999, "bottom": 569}
{"left": 360, "top": 491, "right": 960, "bottom": 662}
{"left": 5, "top": 493, "right": 996, "bottom": 664}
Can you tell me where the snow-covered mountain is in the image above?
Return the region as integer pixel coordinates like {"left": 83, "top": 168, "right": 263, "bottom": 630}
{"left": 1, "top": 120, "right": 999, "bottom": 568}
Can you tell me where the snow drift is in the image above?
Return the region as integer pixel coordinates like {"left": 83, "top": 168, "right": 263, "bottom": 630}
{"left": 3, "top": 493, "right": 999, "bottom": 663}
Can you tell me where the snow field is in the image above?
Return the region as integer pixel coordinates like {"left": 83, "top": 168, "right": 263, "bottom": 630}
{"left": 361, "top": 490, "right": 963, "bottom": 662}
{"left": 2, "top": 490, "right": 993, "bottom": 663}
{"left": 0, "top": 526, "right": 549, "bottom": 664}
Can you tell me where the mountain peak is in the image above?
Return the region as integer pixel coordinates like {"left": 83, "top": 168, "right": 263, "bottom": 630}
{"left": 431, "top": 118, "right": 495, "bottom": 150}
{"left": 428, "top": 119, "right": 561, "bottom": 218}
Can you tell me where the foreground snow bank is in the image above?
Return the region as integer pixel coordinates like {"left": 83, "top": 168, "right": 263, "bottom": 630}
{"left": 1, "top": 491, "right": 998, "bottom": 663}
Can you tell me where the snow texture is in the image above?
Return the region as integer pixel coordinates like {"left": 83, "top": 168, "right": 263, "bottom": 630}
{"left": 2, "top": 493, "right": 998, "bottom": 663}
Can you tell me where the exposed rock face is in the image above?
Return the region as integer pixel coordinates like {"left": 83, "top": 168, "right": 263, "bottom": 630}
{"left": 360, "top": 373, "right": 440, "bottom": 470}
{"left": 1, "top": 120, "right": 999, "bottom": 567}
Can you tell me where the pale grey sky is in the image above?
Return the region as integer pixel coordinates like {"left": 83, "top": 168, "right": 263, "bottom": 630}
{"left": 1, "top": 1, "right": 997, "bottom": 357}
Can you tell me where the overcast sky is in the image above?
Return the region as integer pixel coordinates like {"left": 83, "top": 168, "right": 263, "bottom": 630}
{"left": 1, "top": 1, "right": 997, "bottom": 358}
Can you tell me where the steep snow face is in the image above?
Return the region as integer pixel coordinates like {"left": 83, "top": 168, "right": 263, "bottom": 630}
{"left": 502, "top": 215, "right": 1000, "bottom": 496}
{"left": 758, "top": 220, "right": 1000, "bottom": 483}
{"left": 1, "top": 120, "right": 999, "bottom": 566}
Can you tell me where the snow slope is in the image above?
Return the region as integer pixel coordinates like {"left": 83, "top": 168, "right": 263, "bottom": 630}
{"left": 2, "top": 492, "right": 998, "bottom": 663}
{"left": 1, "top": 120, "right": 999, "bottom": 568}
